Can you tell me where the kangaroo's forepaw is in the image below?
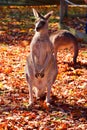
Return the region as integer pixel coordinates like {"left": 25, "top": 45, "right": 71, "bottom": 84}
{"left": 40, "top": 72, "right": 44, "bottom": 78}
{"left": 35, "top": 73, "right": 39, "bottom": 78}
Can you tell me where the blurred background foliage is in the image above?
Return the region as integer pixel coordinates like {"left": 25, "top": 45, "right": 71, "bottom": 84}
{"left": 0, "top": 5, "right": 86, "bottom": 29}
{"left": 0, "top": 5, "right": 86, "bottom": 44}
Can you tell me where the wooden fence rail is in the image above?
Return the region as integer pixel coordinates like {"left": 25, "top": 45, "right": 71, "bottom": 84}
{"left": 0, "top": 0, "right": 86, "bottom": 6}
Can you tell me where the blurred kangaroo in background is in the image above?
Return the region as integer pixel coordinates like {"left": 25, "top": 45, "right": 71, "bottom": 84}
{"left": 50, "top": 30, "right": 78, "bottom": 64}
{"left": 25, "top": 9, "right": 58, "bottom": 106}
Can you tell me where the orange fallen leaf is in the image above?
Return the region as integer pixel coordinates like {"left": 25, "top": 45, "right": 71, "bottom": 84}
{"left": 21, "top": 40, "right": 29, "bottom": 47}
{"left": 4, "top": 67, "right": 13, "bottom": 74}
{"left": 58, "top": 123, "right": 67, "bottom": 130}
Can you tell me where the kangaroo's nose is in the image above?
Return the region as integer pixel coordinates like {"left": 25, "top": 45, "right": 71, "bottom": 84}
{"left": 36, "top": 27, "right": 40, "bottom": 32}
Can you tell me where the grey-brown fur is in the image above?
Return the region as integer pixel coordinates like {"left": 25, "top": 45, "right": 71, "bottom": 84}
{"left": 25, "top": 9, "right": 58, "bottom": 106}
{"left": 50, "top": 30, "right": 78, "bottom": 64}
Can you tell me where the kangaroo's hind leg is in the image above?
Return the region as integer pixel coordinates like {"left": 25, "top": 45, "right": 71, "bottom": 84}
{"left": 46, "top": 65, "right": 58, "bottom": 105}
{"left": 26, "top": 73, "right": 33, "bottom": 106}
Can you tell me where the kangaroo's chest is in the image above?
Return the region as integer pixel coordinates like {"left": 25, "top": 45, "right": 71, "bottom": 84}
{"left": 33, "top": 39, "right": 48, "bottom": 64}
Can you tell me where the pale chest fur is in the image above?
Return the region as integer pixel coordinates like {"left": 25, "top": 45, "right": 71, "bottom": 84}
{"left": 30, "top": 35, "right": 51, "bottom": 65}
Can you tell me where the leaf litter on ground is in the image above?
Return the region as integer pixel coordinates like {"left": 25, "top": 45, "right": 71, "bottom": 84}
{"left": 0, "top": 6, "right": 87, "bottom": 130}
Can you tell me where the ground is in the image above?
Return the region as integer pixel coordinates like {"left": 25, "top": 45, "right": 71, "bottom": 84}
{"left": 0, "top": 6, "right": 87, "bottom": 130}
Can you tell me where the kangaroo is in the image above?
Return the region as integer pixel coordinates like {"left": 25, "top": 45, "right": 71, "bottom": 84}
{"left": 50, "top": 30, "right": 78, "bottom": 64}
{"left": 25, "top": 9, "right": 58, "bottom": 106}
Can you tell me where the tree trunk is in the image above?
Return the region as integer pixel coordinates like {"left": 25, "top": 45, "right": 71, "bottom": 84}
{"left": 60, "top": 0, "right": 68, "bottom": 23}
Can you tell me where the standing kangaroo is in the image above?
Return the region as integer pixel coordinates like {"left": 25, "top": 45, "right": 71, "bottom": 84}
{"left": 50, "top": 30, "right": 78, "bottom": 64}
{"left": 25, "top": 9, "right": 58, "bottom": 106}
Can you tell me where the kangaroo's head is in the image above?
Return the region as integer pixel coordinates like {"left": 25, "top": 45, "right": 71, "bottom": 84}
{"left": 32, "top": 8, "right": 53, "bottom": 33}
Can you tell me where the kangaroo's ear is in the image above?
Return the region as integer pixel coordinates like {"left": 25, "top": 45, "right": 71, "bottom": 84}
{"left": 32, "top": 8, "right": 42, "bottom": 19}
{"left": 32, "top": 8, "right": 39, "bottom": 18}
{"left": 44, "top": 11, "right": 53, "bottom": 20}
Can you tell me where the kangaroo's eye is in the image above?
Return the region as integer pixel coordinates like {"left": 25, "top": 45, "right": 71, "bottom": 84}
{"left": 40, "top": 20, "right": 46, "bottom": 26}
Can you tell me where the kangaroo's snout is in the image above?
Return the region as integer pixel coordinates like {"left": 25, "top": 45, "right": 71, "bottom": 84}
{"left": 36, "top": 26, "right": 40, "bottom": 32}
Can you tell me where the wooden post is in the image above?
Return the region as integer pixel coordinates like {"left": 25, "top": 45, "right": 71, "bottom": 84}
{"left": 60, "top": 0, "right": 68, "bottom": 23}
{"left": 65, "top": 1, "right": 68, "bottom": 17}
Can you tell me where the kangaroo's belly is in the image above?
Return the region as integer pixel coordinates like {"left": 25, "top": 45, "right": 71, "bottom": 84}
{"left": 54, "top": 41, "right": 74, "bottom": 50}
{"left": 57, "top": 43, "right": 73, "bottom": 50}
{"left": 34, "top": 76, "right": 47, "bottom": 87}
